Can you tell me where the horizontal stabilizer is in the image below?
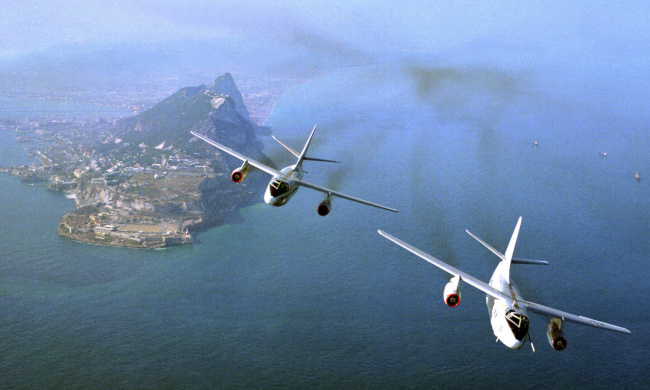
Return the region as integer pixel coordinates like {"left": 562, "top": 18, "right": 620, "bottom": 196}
{"left": 303, "top": 157, "right": 340, "bottom": 163}
{"left": 512, "top": 258, "right": 549, "bottom": 265}
{"left": 465, "top": 229, "right": 505, "bottom": 261}
{"left": 272, "top": 135, "right": 300, "bottom": 158}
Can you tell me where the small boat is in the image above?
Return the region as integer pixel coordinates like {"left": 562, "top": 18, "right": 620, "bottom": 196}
{"left": 635, "top": 171, "right": 641, "bottom": 181}
{"left": 599, "top": 152, "right": 607, "bottom": 157}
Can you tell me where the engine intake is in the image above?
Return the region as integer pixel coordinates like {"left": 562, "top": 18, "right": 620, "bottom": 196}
{"left": 317, "top": 195, "right": 332, "bottom": 216}
{"left": 231, "top": 160, "right": 250, "bottom": 183}
{"left": 443, "top": 275, "right": 461, "bottom": 307}
{"left": 546, "top": 318, "right": 567, "bottom": 351}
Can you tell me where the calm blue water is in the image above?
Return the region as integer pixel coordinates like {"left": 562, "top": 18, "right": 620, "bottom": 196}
{"left": 0, "top": 61, "right": 648, "bottom": 389}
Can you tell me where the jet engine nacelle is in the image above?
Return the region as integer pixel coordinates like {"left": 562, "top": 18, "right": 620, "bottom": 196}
{"left": 546, "top": 318, "right": 567, "bottom": 351}
{"left": 231, "top": 160, "right": 250, "bottom": 183}
{"left": 317, "top": 195, "right": 332, "bottom": 216}
{"left": 443, "top": 275, "right": 461, "bottom": 307}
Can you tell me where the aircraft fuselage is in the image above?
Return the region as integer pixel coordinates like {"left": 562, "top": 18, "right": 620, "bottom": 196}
{"left": 486, "top": 262, "right": 530, "bottom": 349}
{"left": 263, "top": 165, "right": 303, "bottom": 207}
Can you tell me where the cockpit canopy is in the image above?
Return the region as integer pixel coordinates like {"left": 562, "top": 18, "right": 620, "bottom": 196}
{"left": 269, "top": 179, "right": 290, "bottom": 197}
{"left": 505, "top": 309, "right": 530, "bottom": 341}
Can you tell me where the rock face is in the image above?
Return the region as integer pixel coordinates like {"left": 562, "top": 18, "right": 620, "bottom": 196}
{"left": 114, "top": 73, "right": 261, "bottom": 153}
{"left": 212, "top": 73, "right": 251, "bottom": 122}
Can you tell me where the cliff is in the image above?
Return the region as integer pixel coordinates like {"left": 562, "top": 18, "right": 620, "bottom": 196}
{"left": 114, "top": 73, "right": 260, "bottom": 151}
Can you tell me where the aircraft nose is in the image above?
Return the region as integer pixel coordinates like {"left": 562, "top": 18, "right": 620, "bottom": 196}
{"left": 511, "top": 340, "right": 524, "bottom": 350}
{"left": 265, "top": 194, "right": 276, "bottom": 206}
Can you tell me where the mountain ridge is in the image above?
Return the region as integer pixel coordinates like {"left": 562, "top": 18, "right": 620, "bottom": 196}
{"left": 112, "top": 72, "right": 261, "bottom": 153}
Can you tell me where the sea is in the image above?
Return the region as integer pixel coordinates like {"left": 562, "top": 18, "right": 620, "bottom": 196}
{"left": 0, "top": 60, "right": 648, "bottom": 389}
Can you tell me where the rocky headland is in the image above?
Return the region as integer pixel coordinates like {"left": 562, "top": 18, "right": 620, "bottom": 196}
{"left": 3, "top": 73, "right": 270, "bottom": 248}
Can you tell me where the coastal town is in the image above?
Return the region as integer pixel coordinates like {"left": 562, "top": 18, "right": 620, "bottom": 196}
{"left": 1, "top": 118, "right": 228, "bottom": 248}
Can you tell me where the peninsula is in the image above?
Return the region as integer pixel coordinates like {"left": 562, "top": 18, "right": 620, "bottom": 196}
{"left": 1, "top": 73, "right": 270, "bottom": 248}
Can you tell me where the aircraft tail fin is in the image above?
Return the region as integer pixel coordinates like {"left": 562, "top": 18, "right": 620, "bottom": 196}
{"left": 466, "top": 216, "right": 523, "bottom": 284}
{"left": 502, "top": 216, "right": 523, "bottom": 283}
{"left": 289, "top": 125, "right": 340, "bottom": 166}
{"left": 296, "top": 125, "right": 318, "bottom": 168}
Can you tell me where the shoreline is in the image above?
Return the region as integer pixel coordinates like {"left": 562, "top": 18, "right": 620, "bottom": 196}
{"left": 1, "top": 72, "right": 286, "bottom": 250}
{"left": 55, "top": 195, "right": 260, "bottom": 249}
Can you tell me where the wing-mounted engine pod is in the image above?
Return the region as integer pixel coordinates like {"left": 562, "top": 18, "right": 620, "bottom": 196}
{"left": 231, "top": 160, "right": 250, "bottom": 183}
{"left": 317, "top": 194, "right": 332, "bottom": 216}
{"left": 443, "top": 275, "right": 461, "bottom": 307}
{"left": 546, "top": 317, "right": 567, "bottom": 351}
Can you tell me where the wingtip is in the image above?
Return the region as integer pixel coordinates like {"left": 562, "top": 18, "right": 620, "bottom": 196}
{"left": 610, "top": 326, "right": 632, "bottom": 335}
{"left": 615, "top": 325, "right": 632, "bottom": 335}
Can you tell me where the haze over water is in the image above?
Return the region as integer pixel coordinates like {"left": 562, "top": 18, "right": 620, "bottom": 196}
{"left": 1, "top": 1, "right": 649, "bottom": 388}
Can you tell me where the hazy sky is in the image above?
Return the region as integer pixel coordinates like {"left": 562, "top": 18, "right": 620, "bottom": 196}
{"left": 3, "top": 1, "right": 648, "bottom": 64}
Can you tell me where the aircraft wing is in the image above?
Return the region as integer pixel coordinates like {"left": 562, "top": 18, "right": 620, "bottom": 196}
{"left": 296, "top": 179, "right": 398, "bottom": 213}
{"left": 190, "top": 131, "right": 281, "bottom": 177}
{"left": 519, "top": 299, "right": 631, "bottom": 334}
{"left": 378, "top": 230, "right": 513, "bottom": 303}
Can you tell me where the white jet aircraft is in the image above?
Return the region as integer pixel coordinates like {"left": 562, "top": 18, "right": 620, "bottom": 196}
{"left": 191, "top": 127, "right": 397, "bottom": 215}
{"left": 378, "top": 217, "right": 630, "bottom": 352}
